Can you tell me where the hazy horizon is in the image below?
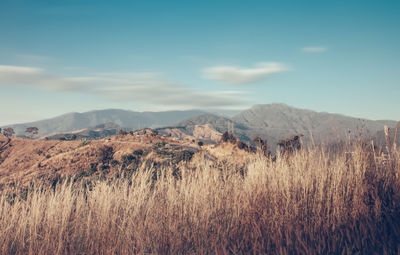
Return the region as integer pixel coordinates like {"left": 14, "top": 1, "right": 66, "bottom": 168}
{"left": 1, "top": 0, "right": 399, "bottom": 125}
{"left": 1, "top": 102, "right": 398, "bottom": 127}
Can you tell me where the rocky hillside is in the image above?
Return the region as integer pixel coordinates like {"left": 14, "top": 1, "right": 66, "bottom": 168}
{"left": 0, "top": 131, "right": 254, "bottom": 186}
{"left": 157, "top": 114, "right": 249, "bottom": 142}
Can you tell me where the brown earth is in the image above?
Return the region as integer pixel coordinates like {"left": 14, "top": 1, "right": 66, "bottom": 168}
{"left": 0, "top": 132, "right": 253, "bottom": 186}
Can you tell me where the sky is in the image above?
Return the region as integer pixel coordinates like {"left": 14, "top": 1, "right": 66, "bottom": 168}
{"left": 0, "top": 0, "right": 399, "bottom": 125}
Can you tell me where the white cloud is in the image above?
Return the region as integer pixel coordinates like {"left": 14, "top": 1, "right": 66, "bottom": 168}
{"left": 301, "top": 46, "right": 327, "bottom": 53}
{"left": 203, "top": 62, "right": 289, "bottom": 85}
{"left": 0, "top": 65, "right": 248, "bottom": 109}
{"left": 0, "top": 65, "right": 43, "bottom": 78}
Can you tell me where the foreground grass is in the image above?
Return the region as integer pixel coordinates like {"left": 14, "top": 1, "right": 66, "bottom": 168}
{"left": 1, "top": 144, "right": 400, "bottom": 254}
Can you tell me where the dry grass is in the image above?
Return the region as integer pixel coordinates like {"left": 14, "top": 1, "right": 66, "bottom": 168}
{"left": 1, "top": 143, "right": 400, "bottom": 254}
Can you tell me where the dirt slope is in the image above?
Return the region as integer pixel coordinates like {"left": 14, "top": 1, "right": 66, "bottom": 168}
{"left": 0, "top": 132, "right": 253, "bottom": 186}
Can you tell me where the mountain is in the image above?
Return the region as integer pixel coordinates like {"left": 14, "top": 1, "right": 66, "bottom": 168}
{"left": 232, "top": 104, "right": 397, "bottom": 143}
{"left": 44, "top": 122, "right": 121, "bottom": 140}
{"left": 3, "top": 104, "right": 397, "bottom": 151}
{"left": 2, "top": 109, "right": 206, "bottom": 136}
{"left": 165, "top": 104, "right": 397, "bottom": 151}
{"left": 157, "top": 112, "right": 289, "bottom": 148}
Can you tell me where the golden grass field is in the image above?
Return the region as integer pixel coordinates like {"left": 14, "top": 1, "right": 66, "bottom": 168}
{"left": 0, "top": 141, "right": 400, "bottom": 254}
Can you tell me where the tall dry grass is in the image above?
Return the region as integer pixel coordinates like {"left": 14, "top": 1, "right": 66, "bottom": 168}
{"left": 1, "top": 143, "right": 400, "bottom": 254}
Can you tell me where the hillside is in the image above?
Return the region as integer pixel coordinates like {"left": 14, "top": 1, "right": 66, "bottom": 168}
{"left": 157, "top": 114, "right": 250, "bottom": 142}
{"left": 0, "top": 131, "right": 254, "bottom": 186}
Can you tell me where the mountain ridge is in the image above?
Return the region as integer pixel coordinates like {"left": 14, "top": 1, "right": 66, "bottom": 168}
{"left": 2, "top": 109, "right": 207, "bottom": 136}
{"left": 2, "top": 104, "right": 398, "bottom": 151}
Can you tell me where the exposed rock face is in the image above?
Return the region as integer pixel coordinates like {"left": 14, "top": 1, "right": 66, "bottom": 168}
{"left": 192, "top": 124, "right": 222, "bottom": 141}
{"left": 157, "top": 124, "right": 222, "bottom": 143}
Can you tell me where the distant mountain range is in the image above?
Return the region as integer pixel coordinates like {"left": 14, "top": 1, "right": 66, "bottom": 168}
{"left": 44, "top": 123, "right": 121, "bottom": 140}
{"left": 2, "top": 104, "right": 398, "bottom": 150}
{"left": 232, "top": 104, "right": 397, "bottom": 147}
{"left": 2, "top": 109, "right": 206, "bottom": 136}
{"left": 159, "top": 104, "right": 398, "bottom": 150}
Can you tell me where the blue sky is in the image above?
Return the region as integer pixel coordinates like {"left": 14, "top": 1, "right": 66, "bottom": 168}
{"left": 0, "top": 0, "right": 399, "bottom": 125}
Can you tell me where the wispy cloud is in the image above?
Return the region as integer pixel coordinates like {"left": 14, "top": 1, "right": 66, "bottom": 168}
{"left": 203, "top": 62, "right": 289, "bottom": 85}
{"left": 0, "top": 65, "right": 248, "bottom": 109}
{"left": 301, "top": 46, "right": 327, "bottom": 53}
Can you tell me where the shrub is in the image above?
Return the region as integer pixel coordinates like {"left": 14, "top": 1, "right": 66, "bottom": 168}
{"left": 133, "top": 149, "right": 143, "bottom": 157}
{"left": 99, "top": 164, "right": 109, "bottom": 171}
{"left": 152, "top": 142, "right": 166, "bottom": 150}
{"left": 99, "top": 164, "right": 110, "bottom": 176}
{"left": 74, "top": 163, "right": 98, "bottom": 181}
{"left": 99, "top": 146, "right": 114, "bottom": 164}
{"left": 252, "top": 136, "right": 270, "bottom": 156}
{"left": 174, "top": 150, "right": 194, "bottom": 163}
{"left": 118, "top": 130, "right": 128, "bottom": 135}
{"left": 2, "top": 127, "right": 15, "bottom": 137}
{"left": 78, "top": 140, "right": 91, "bottom": 148}
{"left": 86, "top": 163, "right": 98, "bottom": 176}
{"left": 221, "top": 131, "right": 237, "bottom": 144}
{"left": 121, "top": 154, "right": 136, "bottom": 165}
{"left": 110, "top": 159, "right": 119, "bottom": 167}
{"left": 236, "top": 141, "right": 248, "bottom": 150}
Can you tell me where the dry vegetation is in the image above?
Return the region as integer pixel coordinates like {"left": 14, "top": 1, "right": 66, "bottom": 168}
{"left": 1, "top": 140, "right": 400, "bottom": 254}
{"left": 0, "top": 133, "right": 200, "bottom": 186}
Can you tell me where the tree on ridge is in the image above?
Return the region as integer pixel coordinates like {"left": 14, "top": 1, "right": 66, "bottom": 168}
{"left": 25, "top": 127, "right": 39, "bottom": 139}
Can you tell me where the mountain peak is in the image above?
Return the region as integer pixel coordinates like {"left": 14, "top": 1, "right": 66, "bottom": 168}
{"left": 249, "top": 103, "right": 315, "bottom": 113}
{"left": 252, "top": 103, "right": 291, "bottom": 108}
